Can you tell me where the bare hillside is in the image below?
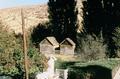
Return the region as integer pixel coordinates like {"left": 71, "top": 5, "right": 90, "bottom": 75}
{"left": 0, "top": 0, "right": 84, "bottom": 34}
{"left": 0, "top": 4, "right": 49, "bottom": 34}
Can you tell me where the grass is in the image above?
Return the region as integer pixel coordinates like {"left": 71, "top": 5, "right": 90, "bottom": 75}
{"left": 74, "top": 58, "right": 120, "bottom": 70}
{"left": 54, "top": 54, "right": 79, "bottom": 62}
{"left": 55, "top": 58, "right": 120, "bottom": 79}
{"left": 55, "top": 55, "right": 120, "bottom": 75}
{"left": 55, "top": 54, "right": 120, "bottom": 69}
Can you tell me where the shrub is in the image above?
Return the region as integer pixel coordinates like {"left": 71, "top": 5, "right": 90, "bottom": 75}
{"left": 0, "top": 23, "right": 22, "bottom": 77}
{"left": 112, "top": 26, "right": 120, "bottom": 57}
{"left": 28, "top": 47, "right": 48, "bottom": 74}
{"left": 30, "top": 22, "right": 51, "bottom": 46}
{"left": 0, "top": 23, "right": 48, "bottom": 79}
{"left": 77, "top": 34, "right": 107, "bottom": 61}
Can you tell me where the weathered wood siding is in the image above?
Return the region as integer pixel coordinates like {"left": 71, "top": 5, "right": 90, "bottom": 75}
{"left": 40, "top": 44, "right": 55, "bottom": 54}
{"left": 39, "top": 39, "right": 55, "bottom": 54}
{"left": 60, "top": 45, "right": 75, "bottom": 55}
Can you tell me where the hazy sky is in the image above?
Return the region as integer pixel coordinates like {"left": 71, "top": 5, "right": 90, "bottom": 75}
{"left": 0, "top": 0, "right": 48, "bottom": 9}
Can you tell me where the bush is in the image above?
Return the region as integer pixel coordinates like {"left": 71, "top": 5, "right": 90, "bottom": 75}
{"left": 112, "top": 26, "right": 120, "bottom": 57}
{"left": 77, "top": 34, "right": 107, "bottom": 61}
{"left": 0, "top": 23, "right": 22, "bottom": 77}
{"left": 30, "top": 22, "right": 51, "bottom": 46}
{"left": 0, "top": 23, "right": 48, "bottom": 79}
{"left": 28, "top": 47, "right": 48, "bottom": 74}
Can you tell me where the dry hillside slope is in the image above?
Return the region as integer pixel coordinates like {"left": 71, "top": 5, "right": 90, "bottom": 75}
{"left": 0, "top": 4, "right": 49, "bottom": 34}
{"left": 0, "top": 0, "right": 84, "bottom": 34}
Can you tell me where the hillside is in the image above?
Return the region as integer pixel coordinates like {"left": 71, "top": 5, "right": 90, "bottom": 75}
{"left": 0, "top": 4, "right": 49, "bottom": 34}
{"left": 0, "top": 0, "right": 84, "bottom": 34}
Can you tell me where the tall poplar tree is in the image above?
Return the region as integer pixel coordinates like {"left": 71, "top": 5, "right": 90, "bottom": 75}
{"left": 48, "top": 0, "right": 77, "bottom": 42}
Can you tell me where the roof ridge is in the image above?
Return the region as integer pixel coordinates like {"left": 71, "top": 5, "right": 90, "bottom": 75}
{"left": 60, "top": 38, "right": 75, "bottom": 46}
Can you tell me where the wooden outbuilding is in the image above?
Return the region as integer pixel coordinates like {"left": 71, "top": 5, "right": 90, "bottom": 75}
{"left": 60, "top": 38, "right": 76, "bottom": 55}
{"left": 39, "top": 37, "right": 59, "bottom": 54}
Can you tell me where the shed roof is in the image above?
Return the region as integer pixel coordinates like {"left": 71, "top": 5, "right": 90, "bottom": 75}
{"left": 60, "top": 38, "right": 75, "bottom": 46}
{"left": 40, "top": 36, "right": 59, "bottom": 48}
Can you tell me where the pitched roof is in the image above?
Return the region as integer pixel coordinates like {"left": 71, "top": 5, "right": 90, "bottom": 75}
{"left": 46, "top": 37, "right": 59, "bottom": 46}
{"left": 60, "top": 38, "right": 75, "bottom": 46}
{"left": 40, "top": 36, "right": 59, "bottom": 48}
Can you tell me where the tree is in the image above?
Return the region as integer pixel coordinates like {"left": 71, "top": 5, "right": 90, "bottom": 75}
{"left": 48, "top": 0, "right": 78, "bottom": 42}
{"left": 112, "top": 26, "right": 120, "bottom": 57}
{"left": 81, "top": 0, "right": 120, "bottom": 57}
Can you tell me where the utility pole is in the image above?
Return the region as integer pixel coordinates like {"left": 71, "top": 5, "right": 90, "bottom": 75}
{"left": 21, "top": 8, "right": 29, "bottom": 79}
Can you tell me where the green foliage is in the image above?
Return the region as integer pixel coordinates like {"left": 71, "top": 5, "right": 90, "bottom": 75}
{"left": 56, "top": 58, "right": 120, "bottom": 70}
{"left": 55, "top": 58, "right": 77, "bottom": 69}
{"left": 30, "top": 22, "right": 51, "bottom": 46}
{"left": 69, "top": 59, "right": 120, "bottom": 79}
{"left": 0, "top": 23, "right": 22, "bottom": 77}
{"left": 0, "top": 23, "right": 47, "bottom": 78}
{"left": 82, "top": 0, "right": 120, "bottom": 57}
{"left": 77, "top": 34, "right": 107, "bottom": 61}
{"left": 56, "top": 59, "right": 120, "bottom": 79}
{"left": 28, "top": 47, "right": 48, "bottom": 74}
{"left": 74, "top": 58, "right": 120, "bottom": 70}
{"left": 112, "top": 26, "right": 120, "bottom": 57}
{"left": 13, "top": 49, "right": 23, "bottom": 61}
{"left": 48, "top": 0, "right": 77, "bottom": 42}
{"left": 1, "top": 66, "right": 19, "bottom": 76}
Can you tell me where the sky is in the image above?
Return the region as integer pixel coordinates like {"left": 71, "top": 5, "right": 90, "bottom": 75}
{"left": 0, "top": 0, "right": 48, "bottom": 9}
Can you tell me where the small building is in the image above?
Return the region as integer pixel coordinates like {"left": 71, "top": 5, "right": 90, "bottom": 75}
{"left": 39, "top": 37, "right": 59, "bottom": 54}
{"left": 60, "top": 38, "right": 76, "bottom": 55}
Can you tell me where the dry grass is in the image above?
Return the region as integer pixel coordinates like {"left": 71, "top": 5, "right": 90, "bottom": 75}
{"left": 0, "top": 0, "right": 84, "bottom": 34}
{"left": 54, "top": 54, "right": 80, "bottom": 62}
{"left": 0, "top": 4, "right": 49, "bottom": 34}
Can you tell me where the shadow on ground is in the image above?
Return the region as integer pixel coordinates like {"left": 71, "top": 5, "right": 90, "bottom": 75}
{"left": 68, "top": 65, "right": 112, "bottom": 79}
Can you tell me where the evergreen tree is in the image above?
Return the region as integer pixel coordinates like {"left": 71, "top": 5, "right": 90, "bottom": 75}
{"left": 48, "top": 0, "right": 77, "bottom": 42}
{"left": 82, "top": 0, "right": 120, "bottom": 57}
